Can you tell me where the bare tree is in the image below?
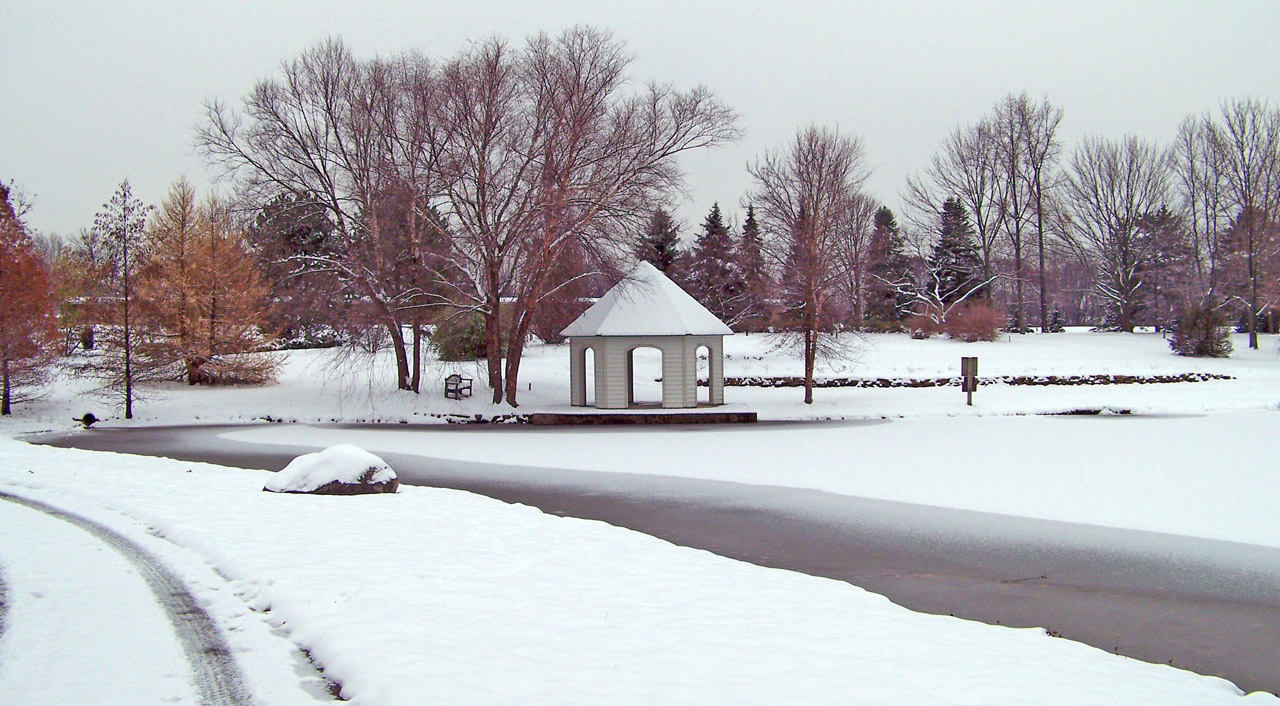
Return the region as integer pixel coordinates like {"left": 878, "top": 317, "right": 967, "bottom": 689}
{"left": 1169, "top": 115, "right": 1229, "bottom": 297}
{"left": 439, "top": 27, "right": 739, "bottom": 406}
{"left": 750, "top": 125, "right": 871, "bottom": 404}
{"left": 1211, "top": 98, "right": 1280, "bottom": 349}
{"left": 990, "top": 95, "right": 1036, "bottom": 331}
{"left": 199, "top": 39, "right": 448, "bottom": 390}
{"left": 833, "top": 192, "right": 879, "bottom": 326}
{"left": 1060, "top": 136, "right": 1171, "bottom": 332}
{"left": 1015, "top": 95, "right": 1065, "bottom": 332}
{"left": 92, "top": 179, "right": 150, "bottom": 418}
{"left": 435, "top": 37, "right": 543, "bottom": 403}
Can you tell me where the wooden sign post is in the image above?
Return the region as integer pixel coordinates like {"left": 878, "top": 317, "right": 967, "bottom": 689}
{"left": 961, "top": 356, "right": 978, "bottom": 406}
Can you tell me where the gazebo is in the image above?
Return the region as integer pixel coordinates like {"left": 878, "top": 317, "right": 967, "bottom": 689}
{"left": 561, "top": 262, "right": 733, "bottom": 409}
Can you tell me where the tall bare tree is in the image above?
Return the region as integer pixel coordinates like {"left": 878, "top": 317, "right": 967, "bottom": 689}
{"left": 1060, "top": 136, "right": 1171, "bottom": 332}
{"left": 434, "top": 37, "right": 542, "bottom": 402}
{"left": 750, "top": 125, "right": 871, "bottom": 404}
{"left": 833, "top": 192, "right": 879, "bottom": 326}
{"left": 1211, "top": 98, "right": 1280, "bottom": 349}
{"left": 92, "top": 179, "right": 150, "bottom": 418}
{"left": 1015, "top": 95, "right": 1065, "bottom": 332}
{"left": 439, "top": 27, "right": 739, "bottom": 405}
{"left": 1169, "top": 114, "right": 1229, "bottom": 297}
{"left": 991, "top": 95, "right": 1036, "bottom": 331}
{"left": 199, "top": 39, "right": 448, "bottom": 390}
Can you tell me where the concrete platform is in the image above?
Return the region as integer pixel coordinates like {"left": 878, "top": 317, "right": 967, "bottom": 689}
{"left": 527, "top": 410, "right": 757, "bottom": 425}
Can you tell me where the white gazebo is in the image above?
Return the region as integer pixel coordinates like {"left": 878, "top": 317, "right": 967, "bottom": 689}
{"left": 561, "top": 262, "right": 733, "bottom": 409}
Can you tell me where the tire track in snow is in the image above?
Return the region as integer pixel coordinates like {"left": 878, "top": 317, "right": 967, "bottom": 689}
{"left": 0, "top": 491, "right": 253, "bottom": 706}
{"left": 0, "top": 565, "right": 8, "bottom": 645}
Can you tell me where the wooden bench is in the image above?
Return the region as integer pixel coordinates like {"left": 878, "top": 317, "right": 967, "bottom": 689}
{"left": 444, "top": 374, "right": 473, "bottom": 400}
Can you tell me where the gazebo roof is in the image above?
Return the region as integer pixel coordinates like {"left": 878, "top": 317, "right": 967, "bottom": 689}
{"left": 561, "top": 261, "right": 733, "bottom": 337}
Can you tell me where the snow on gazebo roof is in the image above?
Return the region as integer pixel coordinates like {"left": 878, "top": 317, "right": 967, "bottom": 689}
{"left": 561, "top": 261, "right": 733, "bottom": 337}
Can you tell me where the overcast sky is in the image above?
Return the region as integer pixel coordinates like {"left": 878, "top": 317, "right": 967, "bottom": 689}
{"left": 4, "top": 1, "right": 1279, "bottom": 239}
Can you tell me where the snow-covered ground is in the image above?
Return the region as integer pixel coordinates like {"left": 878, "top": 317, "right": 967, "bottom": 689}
{"left": 2, "top": 330, "right": 1280, "bottom": 703}
{"left": 1, "top": 441, "right": 1276, "bottom": 705}
{"left": 4, "top": 329, "right": 1280, "bottom": 434}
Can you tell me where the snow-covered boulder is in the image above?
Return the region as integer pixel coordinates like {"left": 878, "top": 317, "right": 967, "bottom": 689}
{"left": 264, "top": 444, "right": 399, "bottom": 495}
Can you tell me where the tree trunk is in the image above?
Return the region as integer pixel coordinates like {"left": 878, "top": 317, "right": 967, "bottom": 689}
{"left": 386, "top": 322, "right": 411, "bottom": 390}
{"left": 1036, "top": 183, "right": 1048, "bottom": 333}
{"left": 411, "top": 324, "right": 422, "bottom": 394}
{"left": 485, "top": 294, "right": 504, "bottom": 404}
{"left": 504, "top": 280, "right": 546, "bottom": 408}
{"left": 1248, "top": 225, "right": 1259, "bottom": 349}
{"left": 123, "top": 264, "right": 133, "bottom": 420}
{"left": 2, "top": 358, "right": 10, "bottom": 415}
{"left": 802, "top": 297, "right": 816, "bottom": 405}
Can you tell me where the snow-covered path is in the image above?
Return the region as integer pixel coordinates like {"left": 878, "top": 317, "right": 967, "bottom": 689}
{"left": 0, "top": 487, "right": 339, "bottom": 706}
{"left": 0, "top": 493, "right": 206, "bottom": 705}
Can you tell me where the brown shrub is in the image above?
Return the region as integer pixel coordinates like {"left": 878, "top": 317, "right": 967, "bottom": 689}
{"left": 943, "top": 303, "right": 1006, "bottom": 342}
{"left": 906, "top": 313, "right": 939, "bottom": 339}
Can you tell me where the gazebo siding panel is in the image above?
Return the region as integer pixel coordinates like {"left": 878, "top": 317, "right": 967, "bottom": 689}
{"left": 569, "top": 335, "right": 723, "bottom": 409}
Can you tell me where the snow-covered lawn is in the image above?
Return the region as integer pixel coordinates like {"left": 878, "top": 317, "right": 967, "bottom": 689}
{"left": 1, "top": 441, "right": 1275, "bottom": 705}
{"left": 7, "top": 329, "right": 1280, "bottom": 433}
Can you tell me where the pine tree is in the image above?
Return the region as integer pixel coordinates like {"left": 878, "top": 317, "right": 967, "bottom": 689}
{"left": 0, "top": 184, "right": 58, "bottom": 414}
{"left": 929, "top": 197, "right": 986, "bottom": 305}
{"left": 735, "top": 205, "right": 771, "bottom": 330}
{"left": 636, "top": 208, "right": 682, "bottom": 275}
{"left": 246, "top": 192, "right": 344, "bottom": 346}
{"left": 689, "top": 203, "right": 744, "bottom": 322}
{"left": 864, "top": 206, "right": 912, "bottom": 324}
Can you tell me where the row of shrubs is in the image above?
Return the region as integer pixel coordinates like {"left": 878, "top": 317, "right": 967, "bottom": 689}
{"left": 721, "top": 372, "right": 1233, "bottom": 388}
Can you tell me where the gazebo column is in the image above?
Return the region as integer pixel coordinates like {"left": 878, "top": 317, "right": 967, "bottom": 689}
{"left": 599, "top": 337, "right": 630, "bottom": 409}
{"left": 707, "top": 336, "right": 725, "bottom": 405}
{"left": 657, "top": 339, "right": 684, "bottom": 408}
{"left": 569, "top": 339, "right": 586, "bottom": 406}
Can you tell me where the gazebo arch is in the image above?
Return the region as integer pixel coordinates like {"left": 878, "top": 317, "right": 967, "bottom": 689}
{"left": 562, "top": 262, "right": 732, "bottom": 410}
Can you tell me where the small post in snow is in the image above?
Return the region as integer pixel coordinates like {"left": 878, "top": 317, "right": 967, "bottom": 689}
{"left": 961, "top": 357, "right": 978, "bottom": 406}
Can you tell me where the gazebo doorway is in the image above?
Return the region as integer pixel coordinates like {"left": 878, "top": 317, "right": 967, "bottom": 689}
{"left": 627, "top": 346, "right": 664, "bottom": 407}
{"left": 581, "top": 346, "right": 596, "bottom": 407}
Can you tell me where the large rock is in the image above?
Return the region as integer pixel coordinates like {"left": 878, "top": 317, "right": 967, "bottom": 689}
{"left": 264, "top": 445, "right": 399, "bottom": 495}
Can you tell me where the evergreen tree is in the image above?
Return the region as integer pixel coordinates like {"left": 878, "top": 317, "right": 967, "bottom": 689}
{"left": 689, "top": 203, "right": 744, "bottom": 322}
{"left": 636, "top": 208, "right": 682, "bottom": 275}
{"left": 246, "top": 192, "right": 345, "bottom": 346}
{"left": 929, "top": 197, "right": 986, "bottom": 305}
{"left": 735, "top": 204, "right": 771, "bottom": 330}
{"left": 864, "top": 206, "right": 912, "bottom": 324}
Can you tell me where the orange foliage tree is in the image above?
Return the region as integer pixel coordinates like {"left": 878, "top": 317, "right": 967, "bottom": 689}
{"left": 136, "top": 180, "right": 278, "bottom": 385}
{"left": 0, "top": 183, "right": 58, "bottom": 414}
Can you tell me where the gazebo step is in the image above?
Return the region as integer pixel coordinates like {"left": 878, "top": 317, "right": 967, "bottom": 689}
{"left": 528, "top": 411, "right": 757, "bottom": 426}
